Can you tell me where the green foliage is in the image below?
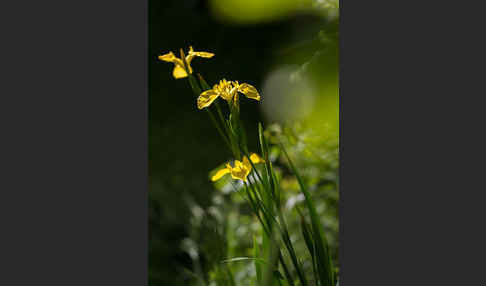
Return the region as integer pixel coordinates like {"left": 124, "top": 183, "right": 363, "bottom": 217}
{"left": 183, "top": 120, "right": 339, "bottom": 286}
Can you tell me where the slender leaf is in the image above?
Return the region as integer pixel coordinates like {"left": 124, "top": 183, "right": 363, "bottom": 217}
{"left": 280, "top": 142, "right": 335, "bottom": 286}
{"left": 221, "top": 257, "right": 267, "bottom": 264}
{"left": 254, "top": 236, "right": 263, "bottom": 286}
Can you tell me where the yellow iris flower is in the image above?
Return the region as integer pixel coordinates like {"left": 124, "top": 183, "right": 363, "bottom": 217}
{"left": 197, "top": 79, "right": 260, "bottom": 109}
{"left": 158, "top": 46, "right": 214, "bottom": 79}
{"left": 211, "top": 153, "right": 265, "bottom": 182}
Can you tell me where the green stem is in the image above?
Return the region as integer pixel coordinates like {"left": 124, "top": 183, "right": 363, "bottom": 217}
{"left": 280, "top": 141, "right": 335, "bottom": 286}
{"left": 278, "top": 252, "right": 295, "bottom": 286}
{"left": 277, "top": 208, "right": 309, "bottom": 286}
{"left": 206, "top": 109, "right": 231, "bottom": 151}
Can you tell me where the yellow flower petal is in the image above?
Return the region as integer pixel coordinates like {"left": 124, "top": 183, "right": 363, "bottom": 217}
{"left": 234, "top": 160, "right": 244, "bottom": 169}
{"left": 222, "top": 88, "right": 235, "bottom": 102}
{"left": 158, "top": 52, "right": 176, "bottom": 62}
{"left": 242, "top": 156, "right": 252, "bottom": 170}
{"left": 172, "top": 65, "right": 188, "bottom": 79}
{"left": 212, "top": 157, "right": 259, "bottom": 183}
{"left": 211, "top": 167, "right": 231, "bottom": 181}
{"left": 160, "top": 47, "right": 213, "bottom": 80}
{"left": 192, "top": 51, "right": 214, "bottom": 58}
{"left": 231, "top": 92, "right": 239, "bottom": 106}
{"left": 197, "top": 89, "right": 220, "bottom": 109}
{"left": 189, "top": 46, "right": 214, "bottom": 57}
{"left": 230, "top": 160, "right": 250, "bottom": 181}
{"left": 250, "top": 153, "right": 265, "bottom": 164}
{"left": 238, "top": 83, "right": 260, "bottom": 101}
{"left": 186, "top": 46, "right": 215, "bottom": 64}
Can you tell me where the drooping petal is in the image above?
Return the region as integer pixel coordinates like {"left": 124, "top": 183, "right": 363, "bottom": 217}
{"left": 186, "top": 46, "right": 214, "bottom": 64}
{"left": 249, "top": 153, "right": 265, "bottom": 164}
{"left": 158, "top": 52, "right": 177, "bottom": 62}
{"left": 238, "top": 83, "right": 260, "bottom": 101}
{"left": 211, "top": 167, "right": 231, "bottom": 181}
{"left": 172, "top": 65, "right": 188, "bottom": 79}
{"left": 189, "top": 46, "right": 214, "bottom": 58}
{"left": 192, "top": 51, "right": 214, "bottom": 58}
{"left": 197, "top": 89, "right": 220, "bottom": 109}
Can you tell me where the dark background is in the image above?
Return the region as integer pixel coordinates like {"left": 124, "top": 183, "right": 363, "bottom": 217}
{"left": 149, "top": 0, "right": 334, "bottom": 284}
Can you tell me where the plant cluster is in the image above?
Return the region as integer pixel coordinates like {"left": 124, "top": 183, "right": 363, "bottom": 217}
{"left": 158, "top": 46, "right": 337, "bottom": 286}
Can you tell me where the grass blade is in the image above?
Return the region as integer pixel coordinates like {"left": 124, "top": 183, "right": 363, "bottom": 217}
{"left": 221, "top": 257, "right": 267, "bottom": 264}
{"left": 254, "top": 236, "right": 263, "bottom": 285}
{"left": 280, "top": 142, "right": 335, "bottom": 286}
{"left": 298, "top": 208, "right": 320, "bottom": 285}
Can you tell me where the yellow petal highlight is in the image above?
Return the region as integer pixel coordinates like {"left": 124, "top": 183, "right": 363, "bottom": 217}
{"left": 211, "top": 167, "right": 231, "bottom": 181}
{"left": 192, "top": 51, "right": 214, "bottom": 58}
{"left": 232, "top": 92, "right": 239, "bottom": 107}
{"left": 186, "top": 46, "right": 215, "bottom": 64}
{"left": 159, "top": 47, "right": 213, "bottom": 79}
{"left": 230, "top": 159, "right": 251, "bottom": 181}
{"left": 172, "top": 65, "right": 188, "bottom": 79}
{"left": 249, "top": 153, "right": 264, "bottom": 164}
{"left": 197, "top": 89, "right": 220, "bottom": 109}
{"left": 242, "top": 156, "right": 252, "bottom": 171}
{"left": 234, "top": 160, "right": 244, "bottom": 170}
{"left": 211, "top": 154, "right": 264, "bottom": 183}
{"left": 158, "top": 52, "right": 176, "bottom": 62}
{"left": 238, "top": 83, "right": 260, "bottom": 101}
